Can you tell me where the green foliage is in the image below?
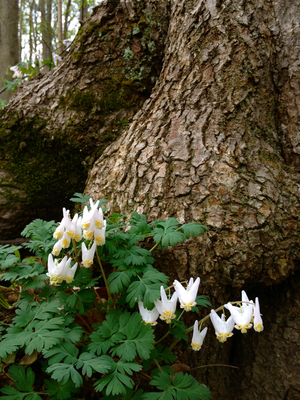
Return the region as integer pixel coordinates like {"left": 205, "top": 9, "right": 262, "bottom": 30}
{"left": 0, "top": 365, "right": 43, "bottom": 399}
{"left": 144, "top": 372, "right": 212, "bottom": 400}
{"left": 0, "top": 194, "right": 212, "bottom": 400}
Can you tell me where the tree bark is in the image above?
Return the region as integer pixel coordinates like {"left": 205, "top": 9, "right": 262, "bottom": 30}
{"left": 0, "top": 0, "right": 169, "bottom": 238}
{"left": 0, "top": 0, "right": 300, "bottom": 398}
{"left": 0, "top": 0, "right": 19, "bottom": 101}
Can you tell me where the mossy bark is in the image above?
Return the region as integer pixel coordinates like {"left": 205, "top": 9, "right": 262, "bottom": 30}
{"left": 0, "top": 0, "right": 169, "bottom": 238}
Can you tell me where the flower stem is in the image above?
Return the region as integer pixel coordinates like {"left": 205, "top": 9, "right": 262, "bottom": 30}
{"left": 96, "top": 251, "right": 111, "bottom": 299}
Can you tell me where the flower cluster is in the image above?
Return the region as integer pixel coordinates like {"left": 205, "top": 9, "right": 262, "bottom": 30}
{"left": 210, "top": 290, "right": 263, "bottom": 343}
{"left": 138, "top": 279, "right": 264, "bottom": 351}
{"left": 10, "top": 65, "right": 23, "bottom": 79}
{"left": 46, "top": 254, "right": 77, "bottom": 285}
{"left": 49, "top": 199, "right": 106, "bottom": 284}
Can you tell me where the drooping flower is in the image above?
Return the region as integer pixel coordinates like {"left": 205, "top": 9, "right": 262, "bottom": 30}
{"left": 74, "top": 216, "right": 82, "bottom": 242}
{"left": 52, "top": 52, "right": 61, "bottom": 64}
{"left": 210, "top": 310, "right": 235, "bottom": 343}
{"left": 191, "top": 320, "right": 208, "bottom": 351}
{"left": 154, "top": 286, "right": 178, "bottom": 324}
{"left": 81, "top": 199, "right": 106, "bottom": 242}
{"left": 63, "top": 38, "right": 71, "bottom": 46}
{"left": 253, "top": 297, "right": 264, "bottom": 332}
{"left": 138, "top": 301, "right": 159, "bottom": 326}
{"left": 82, "top": 241, "right": 97, "bottom": 268}
{"left": 173, "top": 277, "right": 200, "bottom": 312}
{"left": 10, "top": 65, "right": 23, "bottom": 78}
{"left": 52, "top": 239, "right": 63, "bottom": 256}
{"left": 61, "top": 231, "right": 71, "bottom": 249}
{"left": 225, "top": 301, "right": 253, "bottom": 334}
{"left": 47, "top": 254, "right": 77, "bottom": 285}
{"left": 94, "top": 224, "right": 106, "bottom": 246}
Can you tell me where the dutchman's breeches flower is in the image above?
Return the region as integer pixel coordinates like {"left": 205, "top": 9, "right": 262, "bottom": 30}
{"left": 210, "top": 310, "right": 235, "bottom": 343}
{"left": 154, "top": 286, "right": 178, "bottom": 324}
{"left": 82, "top": 241, "right": 97, "bottom": 268}
{"left": 173, "top": 277, "right": 200, "bottom": 312}
{"left": 47, "top": 254, "right": 77, "bottom": 285}
{"left": 225, "top": 301, "right": 253, "bottom": 333}
{"left": 254, "top": 297, "right": 264, "bottom": 332}
{"left": 138, "top": 302, "right": 159, "bottom": 326}
{"left": 191, "top": 321, "right": 208, "bottom": 351}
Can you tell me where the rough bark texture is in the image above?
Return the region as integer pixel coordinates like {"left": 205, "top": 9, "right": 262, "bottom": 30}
{"left": 1, "top": 0, "right": 300, "bottom": 398}
{"left": 0, "top": 0, "right": 169, "bottom": 238}
{"left": 84, "top": 0, "right": 300, "bottom": 399}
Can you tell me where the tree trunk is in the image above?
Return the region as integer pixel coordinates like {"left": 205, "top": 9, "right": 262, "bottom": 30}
{"left": 63, "top": 0, "right": 72, "bottom": 40}
{"left": 0, "top": 0, "right": 300, "bottom": 398}
{"left": 40, "top": 0, "right": 53, "bottom": 61}
{"left": 57, "top": 0, "right": 63, "bottom": 53}
{"left": 0, "top": 0, "right": 19, "bottom": 101}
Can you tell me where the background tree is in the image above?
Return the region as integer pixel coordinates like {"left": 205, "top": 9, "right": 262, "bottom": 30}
{"left": 0, "top": 0, "right": 300, "bottom": 398}
{"left": 0, "top": 0, "right": 20, "bottom": 101}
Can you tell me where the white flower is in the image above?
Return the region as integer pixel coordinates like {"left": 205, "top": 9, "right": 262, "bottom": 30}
{"left": 138, "top": 301, "right": 159, "bottom": 326}
{"left": 74, "top": 216, "right": 82, "bottom": 242}
{"left": 63, "top": 39, "right": 71, "bottom": 46}
{"left": 254, "top": 297, "right": 264, "bottom": 332}
{"left": 94, "top": 223, "right": 106, "bottom": 246}
{"left": 94, "top": 207, "right": 104, "bottom": 229}
{"left": 47, "top": 254, "right": 77, "bottom": 285}
{"left": 10, "top": 65, "right": 23, "bottom": 78}
{"left": 173, "top": 277, "right": 200, "bottom": 311}
{"left": 61, "top": 231, "right": 71, "bottom": 249}
{"left": 81, "top": 199, "right": 106, "bottom": 242}
{"left": 210, "top": 310, "right": 235, "bottom": 343}
{"left": 154, "top": 286, "right": 178, "bottom": 324}
{"left": 225, "top": 301, "right": 253, "bottom": 333}
{"left": 191, "top": 321, "right": 207, "bottom": 351}
{"left": 35, "top": 52, "right": 41, "bottom": 59}
{"left": 52, "top": 239, "right": 63, "bottom": 256}
{"left": 82, "top": 241, "right": 97, "bottom": 268}
{"left": 52, "top": 52, "right": 61, "bottom": 64}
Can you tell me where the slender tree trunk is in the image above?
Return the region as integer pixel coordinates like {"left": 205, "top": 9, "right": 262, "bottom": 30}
{"left": 63, "top": 0, "right": 71, "bottom": 40}
{"left": 0, "top": 0, "right": 19, "bottom": 101}
{"left": 57, "top": 0, "right": 62, "bottom": 53}
{"left": 29, "top": 1, "right": 33, "bottom": 60}
{"left": 80, "top": 0, "right": 88, "bottom": 21}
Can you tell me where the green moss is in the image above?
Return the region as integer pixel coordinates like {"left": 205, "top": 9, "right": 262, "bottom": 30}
{"left": 59, "top": 77, "right": 137, "bottom": 115}
{"left": 0, "top": 116, "right": 87, "bottom": 220}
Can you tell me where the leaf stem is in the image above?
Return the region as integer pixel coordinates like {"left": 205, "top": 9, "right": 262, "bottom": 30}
{"left": 149, "top": 239, "right": 162, "bottom": 253}
{"left": 153, "top": 358, "right": 163, "bottom": 373}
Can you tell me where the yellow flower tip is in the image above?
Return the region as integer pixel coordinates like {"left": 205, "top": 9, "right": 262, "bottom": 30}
{"left": 216, "top": 332, "right": 233, "bottom": 343}
{"left": 65, "top": 277, "right": 73, "bottom": 284}
{"left": 62, "top": 239, "right": 70, "bottom": 248}
{"left": 54, "top": 232, "right": 62, "bottom": 240}
{"left": 181, "top": 302, "right": 196, "bottom": 312}
{"left": 254, "top": 324, "right": 264, "bottom": 332}
{"left": 82, "top": 222, "right": 90, "bottom": 230}
{"left": 235, "top": 324, "right": 253, "bottom": 333}
{"left": 83, "top": 230, "right": 93, "bottom": 240}
{"left": 66, "top": 230, "right": 74, "bottom": 237}
{"left": 52, "top": 249, "right": 60, "bottom": 256}
{"left": 83, "top": 260, "right": 93, "bottom": 268}
{"left": 191, "top": 342, "right": 202, "bottom": 351}
{"left": 95, "top": 221, "right": 103, "bottom": 229}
